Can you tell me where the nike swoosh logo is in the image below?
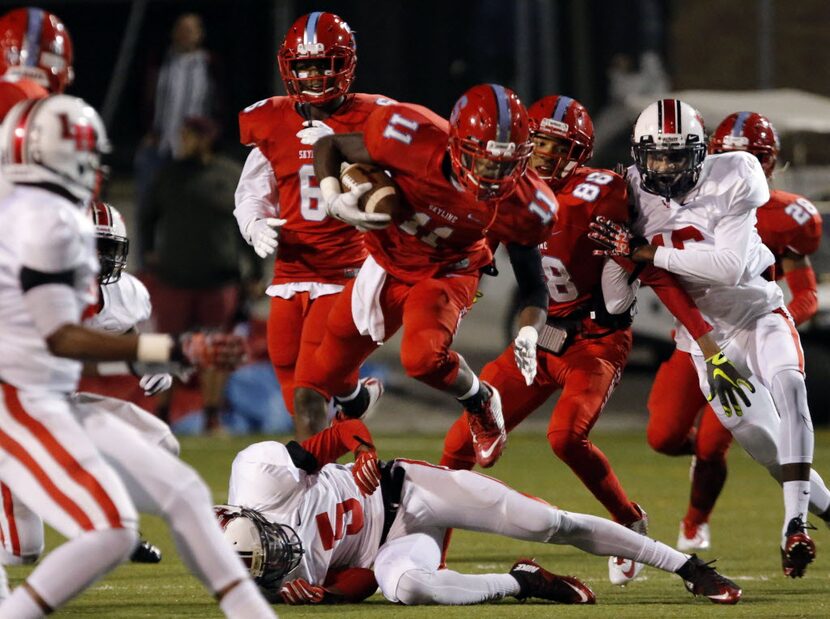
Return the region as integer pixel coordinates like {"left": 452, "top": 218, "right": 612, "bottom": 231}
{"left": 475, "top": 437, "right": 502, "bottom": 461}
{"left": 613, "top": 557, "right": 637, "bottom": 579}
{"left": 564, "top": 580, "right": 591, "bottom": 603}
{"left": 707, "top": 590, "right": 739, "bottom": 601}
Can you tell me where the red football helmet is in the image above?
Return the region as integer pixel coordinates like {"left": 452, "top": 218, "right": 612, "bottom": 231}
{"left": 709, "top": 112, "right": 780, "bottom": 178}
{"left": 0, "top": 8, "right": 74, "bottom": 93}
{"left": 277, "top": 12, "right": 356, "bottom": 105}
{"left": 448, "top": 83, "right": 533, "bottom": 201}
{"left": 527, "top": 95, "right": 594, "bottom": 187}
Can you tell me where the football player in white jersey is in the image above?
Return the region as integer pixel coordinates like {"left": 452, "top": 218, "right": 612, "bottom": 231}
{"left": 0, "top": 95, "right": 276, "bottom": 618}
{"left": 0, "top": 201, "right": 178, "bottom": 567}
{"left": 217, "top": 418, "right": 744, "bottom": 606}
{"left": 590, "top": 98, "right": 829, "bottom": 578}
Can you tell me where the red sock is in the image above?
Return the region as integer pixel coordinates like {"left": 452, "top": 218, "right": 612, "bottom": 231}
{"left": 684, "top": 458, "right": 727, "bottom": 527}
{"left": 550, "top": 431, "right": 640, "bottom": 525}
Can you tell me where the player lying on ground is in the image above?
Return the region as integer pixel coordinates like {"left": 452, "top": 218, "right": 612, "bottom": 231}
{"left": 216, "top": 419, "right": 743, "bottom": 606}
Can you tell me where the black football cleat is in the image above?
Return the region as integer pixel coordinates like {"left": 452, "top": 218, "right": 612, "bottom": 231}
{"left": 677, "top": 554, "right": 741, "bottom": 604}
{"left": 130, "top": 539, "right": 162, "bottom": 564}
{"left": 510, "top": 558, "right": 595, "bottom": 604}
{"left": 781, "top": 516, "right": 816, "bottom": 578}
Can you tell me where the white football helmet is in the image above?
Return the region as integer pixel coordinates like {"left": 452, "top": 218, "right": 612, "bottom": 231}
{"left": 0, "top": 94, "right": 110, "bottom": 202}
{"left": 89, "top": 201, "right": 128, "bottom": 284}
{"left": 631, "top": 98, "right": 706, "bottom": 199}
{"left": 214, "top": 505, "right": 303, "bottom": 586}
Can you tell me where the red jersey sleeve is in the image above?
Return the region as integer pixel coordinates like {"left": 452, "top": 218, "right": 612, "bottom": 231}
{"left": 323, "top": 567, "right": 378, "bottom": 602}
{"left": 592, "top": 173, "right": 630, "bottom": 225}
{"left": 299, "top": 419, "right": 375, "bottom": 467}
{"left": 238, "top": 96, "right": 283, "bottom": 146}
{"left": 489, "top": 171, "right": 558, "bottom": 246}
{"left": 363, "top": 103, "right": 449, "bottom": 177}
{"left": 791, "top": 211, "right": 823, "bottom": 256}
{"left": 638, "top": 265, "right": 712, "bottom": 340}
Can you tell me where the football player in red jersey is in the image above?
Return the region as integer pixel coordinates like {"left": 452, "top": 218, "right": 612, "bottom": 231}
{"left": 299, "top": 84, "right": 558, "bottom": 466}
{"left": 441, "top": 95, "right": 751, "bottom": 586}
{"left": 234, "top": 12, "right": 389, "bottom": 439}
{"left": 646, "top": 111, "right": 827, "bottom": 553}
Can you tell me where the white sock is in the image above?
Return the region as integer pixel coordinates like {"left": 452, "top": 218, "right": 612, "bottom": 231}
{"left": 0, "top": 565, "right": 9, "bottom": 601}
{"left": 808, "top": 469, "right": 830, "bottom": 517}
{"left": 218, "top": 578, "right": 276, "bottom": 618}
{"left": 783, "top": 479, "right": 811, "bottom": 540}
{"left": 552, "top": 512, "right": 688, "bottom": 573}
{"left": 397, "top": 568, "right": 519, "bottom": 605}
{"left": 457, "top": 375, "right": 481, "bottom": 401}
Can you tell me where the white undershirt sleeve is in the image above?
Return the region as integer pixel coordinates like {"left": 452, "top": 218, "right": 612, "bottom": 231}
{"left": 601, "top": 259, "right": 641, "bottom": 314}
{"left": 234, "top": 147, "right": 279, "bottom": 244}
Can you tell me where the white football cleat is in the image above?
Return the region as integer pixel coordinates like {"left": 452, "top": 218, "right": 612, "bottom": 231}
{"left": 608, "top": 504, "right": 648, "bottom": 586}
{"left": 677, "top": 521, "right": 711, "bottom": 552}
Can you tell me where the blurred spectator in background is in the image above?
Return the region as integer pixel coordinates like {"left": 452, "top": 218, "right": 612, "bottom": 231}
{"left": 135, "top": 12, "right": 217, "bottom": 263}
{"left": 140, "top": 115, "right": 259, "bottom": 433}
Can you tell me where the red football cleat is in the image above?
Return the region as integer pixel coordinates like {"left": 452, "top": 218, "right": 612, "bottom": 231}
{"left": 467, "top": 382, "right": 506, "bottom": 468}
{"left": 678, "top": 555, "right": 742, "bottom": 604}
{"left": 510, "top": 558, "right": 595, "bottom": 604}
{"left": 781, "top": 516, "right": 816, "bottom": 578}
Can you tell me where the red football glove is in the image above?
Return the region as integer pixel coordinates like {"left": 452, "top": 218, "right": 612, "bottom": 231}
{"left": 179, "top": 332, "right": 246, "bottom": 371}
{"left": 588, "top": 215, "right": 647, "bottom": 258}
{"left": 352, "top": 447, "right": 381, "bottom": 496}
{"left": 279, "top": 578, "right": 325, "bottom": 605}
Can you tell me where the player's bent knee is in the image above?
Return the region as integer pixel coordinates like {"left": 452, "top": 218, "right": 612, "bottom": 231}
{"left": 548, "top": 430, "right": 589, "bottom": 462}
{"left": 394, "top": 569, "right": 441, "bottom": 605}
{"left": 646, "top": 424, "right": 690, "bottom": 455}
{"left": 400, "top": 345, "right": 446, "bottom": 381}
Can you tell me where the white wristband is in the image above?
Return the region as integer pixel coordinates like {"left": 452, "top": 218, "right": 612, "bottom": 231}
{"left": 136, "top": 334, "right": 175, "bottom": 363}
{"left": 320, "top": 176, "right": 341, "bottom": 202}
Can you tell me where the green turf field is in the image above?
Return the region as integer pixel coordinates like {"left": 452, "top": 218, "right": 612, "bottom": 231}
{"left": 10, "top": 429, "right": 830, "bottom": 618}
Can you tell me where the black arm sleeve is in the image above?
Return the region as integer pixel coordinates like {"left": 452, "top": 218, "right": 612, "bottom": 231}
{"left": 506, "top": 243, "right": 548, "bottom": 310}
{"left": 19, "top": 266, "right": 74, "bottom": 292}
{"left": 285, "top": 441, "right": 320, "bottom": 474}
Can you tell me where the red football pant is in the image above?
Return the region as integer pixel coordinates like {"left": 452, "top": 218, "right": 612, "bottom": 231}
{"left": 441, "top": 329, "right": 642, "bottom": 526}
{"left": 296, "top": 273, "right": 479, "bottom": 398}
{"left": 647, "top": 348, "right": 733, "bottom": 526}
{"left": 267, "top": 292, "right": 344, "bottom": 415}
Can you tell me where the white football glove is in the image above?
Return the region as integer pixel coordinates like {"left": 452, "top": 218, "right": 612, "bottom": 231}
{"left": 325, "top": 182, "right": 391, "bottom": 230}
{"left": 245, "top": 217, "right": 287, "bottom": 258}
{"left": 139, "top": 373, "right": 173, "bottom": 396}
{"left": 513, "top": 325, "right": 538, "bottom": 386}
{"left": 295, "top": 120, "right": 335, "bottom": 146}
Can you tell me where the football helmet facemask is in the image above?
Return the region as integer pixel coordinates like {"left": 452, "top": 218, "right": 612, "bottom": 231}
{"left": 527, "top": 95, "right": 594, "bottom": 187}
{"left": 0, "top": 94, "right": 110, "bottom": 203}
{"left": 709, "top": 111, "right": 780, "bottom": 178}
{"left": 632, "top": 98, "right": 706, "bottom": 199}
{"left": 277, "top": 12, "right": 356, "bottom": 105}
{"left": 90, "top": 201, "right": 128, "bottom": 285}
{"left": 215, "top": 505, "right": 304, "bottom": 587}
{"left": 449, "top": 83, "right": 533, "bottom": 201}
{"left": 0, "top": 7, "right": 74, "bottom": 93}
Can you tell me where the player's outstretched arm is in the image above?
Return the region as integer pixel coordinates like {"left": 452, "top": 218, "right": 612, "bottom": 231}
{"left": 44, "top": 324, "right": 245, "bottom": 373}
{"left": 506, "top": 243, "right": 547, "bottom": 385}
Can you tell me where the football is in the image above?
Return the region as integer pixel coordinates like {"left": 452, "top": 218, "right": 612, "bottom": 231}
{"left": 339, "top": 162, "right": 407, "bottom": 220}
